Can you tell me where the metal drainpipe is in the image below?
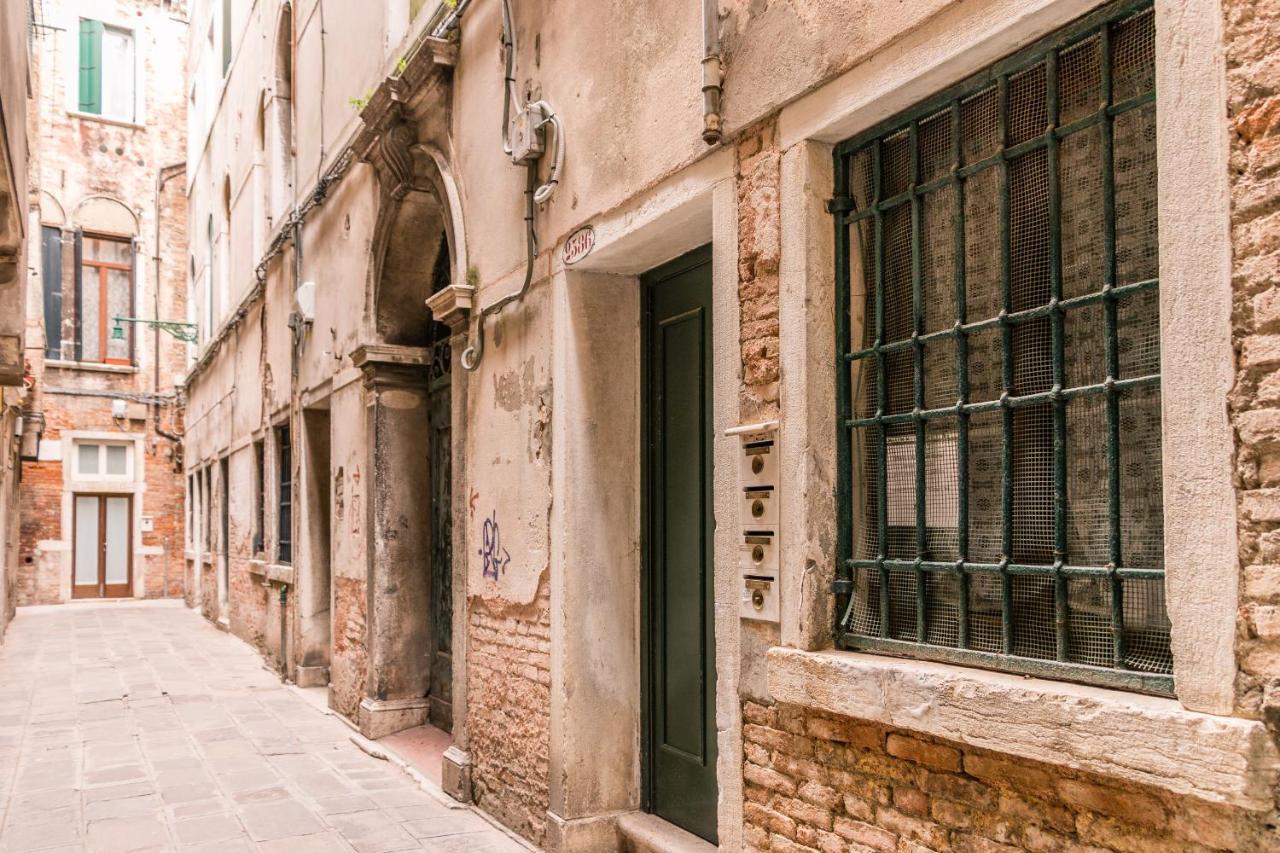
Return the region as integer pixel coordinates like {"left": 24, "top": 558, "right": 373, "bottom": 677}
{"left": 279, "top": 582, "right": 289, "bottom": 677}
{"left": 702, "top": 0, "right": 723, "bottom": 145}
{"left": 153, "top": 163, "right": 186, "bottom": 447}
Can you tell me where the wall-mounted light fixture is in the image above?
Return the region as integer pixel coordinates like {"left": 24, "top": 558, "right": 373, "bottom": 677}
{"left": 111, "top": 315, "right": 199, "bottom": 344}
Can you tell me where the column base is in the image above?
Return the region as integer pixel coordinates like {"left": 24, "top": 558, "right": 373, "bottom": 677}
{"left": 544, "top": 810, "right": 631, "bottom": 853}
{"left": 357, "top": 696, "right": 429, "bottom": 739}
{"left": 441, "top": 745, "right": 472, "bottom": 803}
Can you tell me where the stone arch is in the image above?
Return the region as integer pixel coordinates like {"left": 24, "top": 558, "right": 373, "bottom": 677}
{"left": 73, "top": 196, "right": 138, "bottom": 237}
{"left": 354, "top": 129, "right": 465, "bottom": 737}
{"left": 39, "top": 191, "right": 66, "bottom": 227}
{"left": 368, "top": 138, "right": 461, "bottom": 346}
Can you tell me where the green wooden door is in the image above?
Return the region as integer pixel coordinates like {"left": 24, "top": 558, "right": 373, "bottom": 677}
{"left": 644, "top": 245, "right": 717, "bottom": 843}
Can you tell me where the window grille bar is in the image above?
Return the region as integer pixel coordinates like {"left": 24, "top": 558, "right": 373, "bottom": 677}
{"left": 997, "top": 73, "right": 1015, "bottom": 656}
{"left": 846, "top": 558, "right": 1163, "bottom": 580}
{"left": 1046, "top": 49, "right": 1070, "bottom": 663}
{"left": 910, "top": 119, "right": 928, "bottom": 643}
{"left": 873, "top": 143, "right": 891, "bottom": 638}
{"left": 1100, "top": 23, "right": 1126, "bottom": 669}
{"left": 845, "top": 277, "right": 1157, "bottom": 360}
{"left": 840, "top": 90, "right": 1154, "bottom": 225}
{"left": 952, "top": 99, "right": 971, "bottom": 651}
{"left": 845, "top": 373, "right": 1158, "bottom": 428}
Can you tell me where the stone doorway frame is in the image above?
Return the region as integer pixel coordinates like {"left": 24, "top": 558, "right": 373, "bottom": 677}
{"left": 355, "top": 115, "right": 475, "bottom": 786}
{"left": 541, "top": 151, "right": 744, "bottom": 852}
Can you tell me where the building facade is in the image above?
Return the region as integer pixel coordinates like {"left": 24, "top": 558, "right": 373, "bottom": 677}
{"left": 183, "top": 0, "right": 1280, "bottom": 850}
{"left": 17, "top": 0, "right": 189, "bottom": 607}
{"left": 0, "top": 0, "right": 32, "bottom": 641}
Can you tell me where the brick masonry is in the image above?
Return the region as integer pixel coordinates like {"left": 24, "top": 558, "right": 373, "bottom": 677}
{"left": 18, "top": 396, "right": 186, "bottom": 604}
{"left": 331, "top": 575, "right": 368, "bottom": 720}
{"left": 737, "top": 118, "right": 784, "bottom": 422}
{"left": 1225, "top": 0, "right": 1280, "bottom": 722}
{"left": 18, "top": 0, "right": 188, "bottom": 606}
{"left": 742, "top": 701, "right": 1273, "bottom": 853}
{"left": 467, "top": 576, "right": 552, "bottom": 847}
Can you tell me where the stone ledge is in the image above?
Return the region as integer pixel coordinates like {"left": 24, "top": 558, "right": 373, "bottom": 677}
{"left": 247, "top": 561, "right": 294, "bottom": 585}
{"left": 615, "top": 812, "right": 716, "bottom": 853}
{"left": 766, "top": 646, "right": 1280, "bottom": 810}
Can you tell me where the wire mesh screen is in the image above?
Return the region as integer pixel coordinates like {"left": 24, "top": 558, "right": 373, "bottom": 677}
{"left": 834, "top": 1, "right": 1171, "bottom": 694}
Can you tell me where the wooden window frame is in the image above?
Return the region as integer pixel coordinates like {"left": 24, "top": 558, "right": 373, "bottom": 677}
{"left": 78, "top": 231, "right": 135, "bottom": 365}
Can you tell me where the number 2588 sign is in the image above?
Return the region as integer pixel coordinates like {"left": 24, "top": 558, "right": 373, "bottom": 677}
{"left": 562, "top": 225, "right": 595, "bottom": 266}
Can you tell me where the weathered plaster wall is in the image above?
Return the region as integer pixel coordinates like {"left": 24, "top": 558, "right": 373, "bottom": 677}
{"left": 182, "top": 0, "right": 1280, "bottom": 849}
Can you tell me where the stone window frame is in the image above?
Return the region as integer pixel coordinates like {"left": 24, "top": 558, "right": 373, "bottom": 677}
{"left": 769, "top": 0, "right": 1275, "bottom": 810}
{"left": 72, "top": 439, "right": 134, "bottom": 482}
{"left": 59, "top": 430, "right": 147, "bottom": 600}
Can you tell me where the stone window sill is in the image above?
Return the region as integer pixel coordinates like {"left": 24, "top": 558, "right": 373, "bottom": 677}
{"left": 66, "top": 110, "right": 145, "bottom": 131}
{"left": 766, "top": 646, "right": 1279, "bottom": 810}
{"left": 248, "top": 560, "right": 294, "bottom": 585}
{"left": 45, "top": 359, "right": 138, "bottom": 374}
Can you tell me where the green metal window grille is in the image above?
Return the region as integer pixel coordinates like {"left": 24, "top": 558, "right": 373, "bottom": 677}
{"left": 78, "top": 18, "right": 102, "bottom": 115}
{"left": 832, "top": 0, "right": 1170, "bottom": 695}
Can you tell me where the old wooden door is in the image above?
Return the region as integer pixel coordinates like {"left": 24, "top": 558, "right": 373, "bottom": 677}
{"left": 644, "top": 245, "right": 717, "bottom": 843}
{"left": 427, "top": 337, "right": 453, "bottom": 732}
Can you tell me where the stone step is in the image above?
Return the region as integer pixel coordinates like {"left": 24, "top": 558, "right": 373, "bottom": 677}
{"left": 616, "top": 812, "right": 717, "bottom": 853}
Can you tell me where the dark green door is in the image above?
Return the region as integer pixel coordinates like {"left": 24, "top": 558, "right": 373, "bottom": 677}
{"left": 644, "top": 245, "right": 717, "bottom": 844}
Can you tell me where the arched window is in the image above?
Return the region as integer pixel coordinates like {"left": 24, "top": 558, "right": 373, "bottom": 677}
{"left": 206, "top": 214, "right": 216, "bottom": 337}
{"left": 255, "top": 91, "right": 268, "bottom": 259}
{"left": 222, "top": 174, "right": 232, "bottom": 303}
{"left": 270, "top": 5, "right": 294, "bottom": 220}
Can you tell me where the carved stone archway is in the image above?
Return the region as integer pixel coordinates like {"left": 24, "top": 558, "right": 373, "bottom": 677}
{"left": 349, "top": 72, "right": 472, "bottom": 758}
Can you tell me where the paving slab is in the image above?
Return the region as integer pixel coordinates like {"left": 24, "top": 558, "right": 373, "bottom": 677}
{"left": 0, "top": 602, "right": 529, "bottom": 852}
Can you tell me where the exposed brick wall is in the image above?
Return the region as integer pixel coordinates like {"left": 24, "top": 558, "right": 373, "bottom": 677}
{"left": 737, "top": 119, "right": 783, "bottom": 421}
{"left": 467, "top": 576, "right": 552, "bottom": 847}
{"left": 18, "top": 399, "right": 185, "bottom": 604}
{"left": 331, "top": 575, "right": 369, "bottom": 719}
{"left": 1226, "top": 0, "right": 1280, "bottom": 721}
{"left": 742, "top": 701, "right": 1271, "bottom": 852}
{"left": 16, "top": 450, "right": 63, "bottom": 605}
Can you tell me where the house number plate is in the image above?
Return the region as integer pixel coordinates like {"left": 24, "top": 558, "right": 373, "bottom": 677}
{"left": 562, "top": 225, "right": 595, "bottom": 266}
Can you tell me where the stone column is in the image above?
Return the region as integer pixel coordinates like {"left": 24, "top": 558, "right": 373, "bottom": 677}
{"left": 353, "top": 344, "right": 433, "bottom": 739}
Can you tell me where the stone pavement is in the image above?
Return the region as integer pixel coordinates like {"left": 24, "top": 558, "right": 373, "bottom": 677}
{"left": 0, "top": 600, "right": 530, "bottom": 853}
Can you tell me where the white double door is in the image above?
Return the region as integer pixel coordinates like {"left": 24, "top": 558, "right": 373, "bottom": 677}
{"left": 73, "top": 494, "right": 132, "bottom": 599}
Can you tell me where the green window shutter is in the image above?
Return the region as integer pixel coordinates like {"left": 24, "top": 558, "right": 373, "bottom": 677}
{"left": 221, "top": 0, "right": 232, "bottom": 75}
{"left": 78, "top": 19, "right": 102, "bottom": 114}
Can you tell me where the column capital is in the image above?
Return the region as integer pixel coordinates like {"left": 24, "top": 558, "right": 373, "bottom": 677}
{"left": 351, "top": 343, "right": 432, "bottom": 391}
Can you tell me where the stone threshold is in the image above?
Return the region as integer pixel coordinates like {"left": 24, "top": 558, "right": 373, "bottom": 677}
{"left": 616, "top": 812, "right": 717, "bottom": 853}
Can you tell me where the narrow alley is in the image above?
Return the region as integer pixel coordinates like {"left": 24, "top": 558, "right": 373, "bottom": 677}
{"left": 0, "top": 601, "right": 528, "bottom": 853}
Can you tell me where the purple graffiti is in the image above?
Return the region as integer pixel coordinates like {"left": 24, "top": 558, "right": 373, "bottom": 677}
{"left": 479, "top": 510, "right": 511, "bottom": 580}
